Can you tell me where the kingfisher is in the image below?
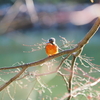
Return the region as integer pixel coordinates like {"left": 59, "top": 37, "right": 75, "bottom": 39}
{"left": 45, "top": 38, "right": 58, "bottom": 56}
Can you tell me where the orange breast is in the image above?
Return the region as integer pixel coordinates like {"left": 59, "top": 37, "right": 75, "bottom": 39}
{"left": 45, "top": 43, "right": 58, "bottom": 56}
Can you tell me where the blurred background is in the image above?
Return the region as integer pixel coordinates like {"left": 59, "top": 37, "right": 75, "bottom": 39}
{"left": 0, "top": 0, "right": 100, "bottom": 66}
{"left": 0, "top": 0, "right": 100, "bottom": 100}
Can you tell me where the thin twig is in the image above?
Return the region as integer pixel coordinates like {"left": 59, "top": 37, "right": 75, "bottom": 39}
{"left": 35, "top": 54, "right": 70, "bottom": 76}
{"left": 0, "top": 17, "right": 100, "bottom": 71}
{"left": 58, "top": 71, "right": 69, "bottom": 91}
{"left": 26, "top": 80, "right": 37, "bottom": 100}
{"left": 0, "top": 17, "right": 100, "bottom": 93}
{"left": 0, "top": 67, "right": 27, "bottom": 91}
{"left": 60, "top": 78, "right": 100, "bottom": 100}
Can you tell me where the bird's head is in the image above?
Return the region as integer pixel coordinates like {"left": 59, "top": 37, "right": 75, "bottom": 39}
{"left": 49, "top": 38, "right": 56, "bottom": 44}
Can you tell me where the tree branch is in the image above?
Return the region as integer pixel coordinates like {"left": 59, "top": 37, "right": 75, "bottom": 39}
{"left": 0, "top": 17, "right": 100, "bottom": 93}
{"left": 67, "top": 49, "right": 82, "bottom": 100}
{"left": 34, "top": 54, "right": 70, "bottom": 77}
{"left": 0, "top": 67, "right": 27, "bottom": 91}
{"left": 0, "top": 17, "right": 100, "bottom": 71}
{"left": 67, "top": 56, "right": 77, "bottom": 100}
{"left": 60, "top": 78, "right": 100, "bottom": 100}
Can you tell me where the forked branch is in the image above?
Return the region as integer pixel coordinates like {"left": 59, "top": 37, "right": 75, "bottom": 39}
{"left": 60, "top": 78, "right": 100, "bottom": 100}
{"left": 0, "top": 17, "right": 100, "bottom": 93}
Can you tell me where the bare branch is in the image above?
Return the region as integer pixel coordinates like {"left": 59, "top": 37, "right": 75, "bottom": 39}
{"left": 0, "top": 17, "right": 100, "bottom": 95}
{"left": 67, "top": 56, "right": 77, "bottom": 100}
{"left": 58, "top": 71, "right": 69, "bottom": 91}
{"left": 60, "top": 78, "right": 100, "bottom": 100}
{"left": 0, "top": 17, "right": 100, "bottom": 71}
{"left": 35, "top": 54, "right": 70, "bottom": 76}
{"left": 26, "top": 80, "right": 37, "bottom": 100}
{"left": 66, "top": 49, "right": 83, "bottom": 100}
{"left": 0, "top": 67, "right": 27, "bottom": 91}
{"left": 78, "top": 17, "right": 100, "bottom": 47}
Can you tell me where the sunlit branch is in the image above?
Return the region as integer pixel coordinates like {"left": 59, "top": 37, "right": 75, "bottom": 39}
{"left": 0, "top": 17, "right": 100, "bottom": 93}
{"left": 0, "top": 17, "right": 100, "bottom": 70}
{"left": 63, "top": 67, "right": 98, "bottom": 82}
{"left": 7, "top": 87, "right": 14, "bottom": 100}
{"left": 67, "top": 56, "right": 77, "bottom": 100}
{"left": 26, "top": 80, "right": 37, "bottom": 100}
{"left": 34, "top": 54, "right": 70, "bottom": 77}
{"left": 60, "top": 78, "right": 100, "bottom": 100}
{"left": 58, "top": 71, "right": 69, "bottom": 91}
{"left": 0, "top": 67, "right": 27, "bottom": 91}
{"left": 36, "top": 77, "right": 52, "bottom": 93}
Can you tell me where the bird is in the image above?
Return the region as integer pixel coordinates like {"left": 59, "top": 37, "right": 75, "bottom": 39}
{"left": 45, "top": 38, "right": 58, "bottom": 56}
